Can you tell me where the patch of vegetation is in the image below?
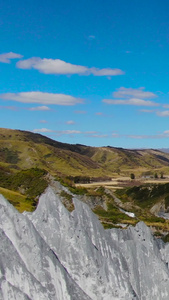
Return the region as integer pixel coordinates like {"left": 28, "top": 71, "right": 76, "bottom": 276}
{"left": 162, "top": 233, "right": 169, "bottom": 243}
{"left": 60, "top": 190, "right": 73, "bottom": 201}
{"left": 67, "top": 175, "right": 90, "bottom": 183}
{"left": 140, "top": 215, "right": 165, "bottom": 223}
{"left": 93, "top": 201, "right": 135, "bottom": 226}
{"left": 0, "top": 187, "right": 34, "bottom": 212}
{"left": 165, "top": 195, "right": 169, "bottom": 209}
{"left": 130, "top": 173, "right": 135, "bottom": 180}
{"left": 102, "top": 223, "right": 121, "bottom": 229}
{"left": 116, "top": 183, "right": 169, "bottom": 209}
{"left": 0, "top": 148, "right": 20, "bottom": 164}
{"left": 0, "top": 167, "right": 48, "bottom": 209}
{"left": 153, "top": 231, "right": 163, "bottom": 237}
{"left": 69, "top": 186, "right": 88, "bottom": 195}
{"left": 60, "top": 190, "right": 74, "bottom": 211}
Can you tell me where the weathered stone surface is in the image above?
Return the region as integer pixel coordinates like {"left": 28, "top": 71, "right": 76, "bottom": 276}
{"left": 0, "top": 187, "right": 169, "bottom": 299}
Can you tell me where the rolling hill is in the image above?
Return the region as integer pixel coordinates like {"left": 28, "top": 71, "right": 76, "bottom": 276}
{"left": 1, "top": 127, "right": 169, "bottom": 178}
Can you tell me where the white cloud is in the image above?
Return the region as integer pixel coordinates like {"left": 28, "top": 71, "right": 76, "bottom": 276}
{"left": 127, "top": 132, "right": 169, "bottom": 139}
{"left": 103, "top": 87, "right": 159, "bottom": 107}
{"left": 0, "top": 52, "right": 23, "bottom": 63}
{"left": 103, "top": 98, "right": 159, "bottom": 107}
{"left": 90, "top": 68, "right": 124, "bottom": 76}
{"left": 156, "top": 110, "right": 169, "bottom": 117}
{"left": 127, "top": 135, "right": 146, "bottom": 139}
{"left": 85, "top": 131, "right": 98, "bottom": 134}
{"left": 0, "top": 92, "right": 83, "bottom": 106}
{"left": 17, "top": 58, "right": 88, "bottom": 74}
{"left": 29, "top": 106, "right": 51, "bottom": 111}
{"left": 113, "top": 87, "right": 157, "bottom": 99}
{"left": 139, "top": 109, "right": 155, "bottom": 113}
{"left": 32, "top": 128, "right": 81, "bottom": 135}
{"left": 89, "top": 134, "right": 108, "bottom": 138}
{"left": 33, "top": 128, "right": 53, "bottom": 133}
{"left": 58, "top": 130, "right": 81, "bottom": 134}
{"left": 66, "top": 120, "right": 75, "bottom": 125}
{"left": 40, "top": 120, "right": 48, "bottom": 123}
{"left": 16, "top": 57, "right": 39, "bottom": 69}
{"left": 113, "top": 130, "right": 169, "bottom": 139}
{"left": 164, "top": 130, "right": 169, "bottom": 136}
{"left": 16, "top": 57, "right": 124, "bottom": 76}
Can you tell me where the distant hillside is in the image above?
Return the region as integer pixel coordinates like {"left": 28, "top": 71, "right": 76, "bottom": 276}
{"left": 159, "top": 148, "right": 169, "bottom": 154}
{"left": 1, "top": 128, "right": 169, "bottom": 178}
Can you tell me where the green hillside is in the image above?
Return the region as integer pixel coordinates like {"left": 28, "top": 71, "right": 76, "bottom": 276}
{"left": 1, "top": 128, "right": 169, "bottom": 178}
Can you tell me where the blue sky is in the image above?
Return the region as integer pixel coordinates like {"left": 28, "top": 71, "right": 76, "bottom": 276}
{"left": 1, "top": 0, "right": 169, "bottom": 148}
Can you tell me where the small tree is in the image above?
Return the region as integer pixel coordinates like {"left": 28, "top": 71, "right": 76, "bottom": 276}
{"left": 130, "top": 173, "right": 135, "bottom": 180}
{"left": 154, "top": 173, "right": 158, "bottom": 179}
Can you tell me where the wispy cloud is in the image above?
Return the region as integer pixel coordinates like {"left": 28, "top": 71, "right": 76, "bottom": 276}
{"left": 0, "top": 105, "right": 19, "bottom": 111}
{"left": 110, "top": 130, "right": 169, "bottom": 140}
{"left": 58, "top": 130, "right": 81, "bottom": 135}
{"left": 139, "top": 109, "right": 156, "bottom": 113}
{"left": 74, "top": 110, "right": 87, "bottom": 114}
{"left": 33, "top": 128, "right": 53, "bottom": 133}
{"left": 113, "top": 87, "right": 157, "bottom": 99}
{"left": 112, "top": 133, "right": 120, "bottom": 138}
{"left": 0, "top": 92, "right": 83, "bottom": 106}
{"left": 29, "top": 105, "right": 51, "bottom": 111}
{"left": 103, "top": 98, "right": 159, "bottom": 107}
{"left": 164, "top": 130, "right": 169, "bottom": 136}
{"left": 163, "top": 104, "right": 169, "bottom": 108}
{"left": 85, "top": 131, "right": 98, "bottom": 134}
{"left": 103, "top": 87, "right": 159, "bottom": 107}
{"left": 85, "top": 131, "right": 108, "bottom": 138}
{"left": 127, "top": 132, "right": 169, "bottom": 139}
{"left": 32, "top": 128, "right": 110, "bottom": 139}
{"left": 0, "top": 52, "right": 23, "bottom": 63}
{"left": 156, "top": 110, "right": 169, "bottom": 117}
{"left": 89, "top": 134, "right": 108, "bottom": 138}
{"left": 91, "top": 68, "right": 124, "bottom": 76}
{"left": 33, "top": 128, "right": 81, "bottom": 135}
{"left": 40, "top": 120, "right": 48, "bottom": 123}
{"left": 95, "top": 112, "right": 103, "bottom": 116}
{"left": 88, "top": 35, "right": 96, "bottom": 40}
{"left": 33, "top": 128, "right": 169, "bottom": 140}
{"left": 16, "top": 57, "right": 124, "bottom": 76}
{"left": 66, "top": 120, "right": 75, "bottom": 125}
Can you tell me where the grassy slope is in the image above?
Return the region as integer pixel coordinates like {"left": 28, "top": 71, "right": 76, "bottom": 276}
{"left": 1, "top": 128, "right": 169, "bottom": 178}
{"left": 0, "top": 187, "right": 32, "bottom": 212}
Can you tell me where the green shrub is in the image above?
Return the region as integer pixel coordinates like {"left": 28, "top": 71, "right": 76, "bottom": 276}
{"left": 0, "top": 167, "right": 48, "bottom": 202}
{"left": 0, "top": 148, "right": 19, "bottom": 164}
{"left": 60, "top": 190, "right": 73, "bottom": 201}
{"left": 162, "top": 234, "right": 169, "bottom": 243}
{"left": 165, "top": 195, "right": 169, "bottom": 209}
{"left": 69, "top": 186, "right": 88, "bottom": 195}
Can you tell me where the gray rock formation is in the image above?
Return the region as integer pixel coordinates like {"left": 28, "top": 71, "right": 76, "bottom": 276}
{"left": 1, "top": 187, "right": 169, "bottom": 299}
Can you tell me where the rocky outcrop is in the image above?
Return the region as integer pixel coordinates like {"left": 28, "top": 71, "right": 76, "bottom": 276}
{"left": 1, "top": 187, "right": 169, "bottom": 299}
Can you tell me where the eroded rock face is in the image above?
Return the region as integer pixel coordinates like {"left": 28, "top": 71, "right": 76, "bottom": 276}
{"left": 1, "top": 187, "right": 169, "bottom": 300}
